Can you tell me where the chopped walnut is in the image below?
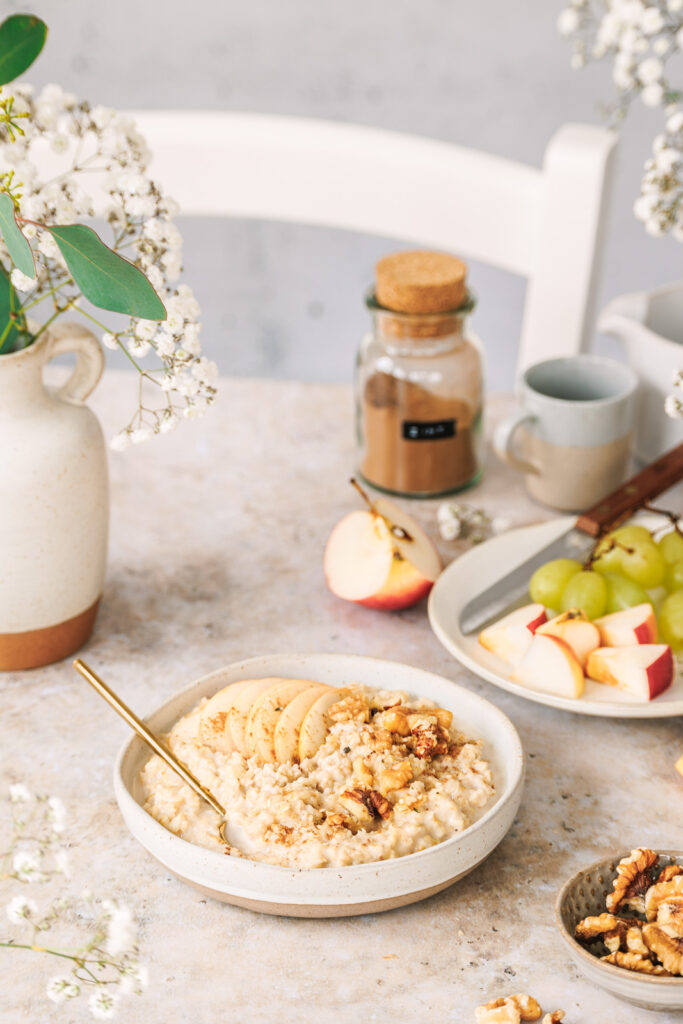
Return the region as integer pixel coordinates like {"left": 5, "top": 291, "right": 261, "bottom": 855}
{"left": 434, "top": 707, "right": 453, "bottom": 729}
{"left": 367, "top": 789, "right": 392, "bottom": 819}
{"left": 378, "top": 760, "right": 413, "bottom": 795}
{"left": 379, "top": 708, "right": 411, "bottom": 735}
{"left": 541, "top": 1014, "right": 565, "bottom": 1024}
{"left": 645, "top": 875, "right": 683, "bottom": 921}
{"left": 338, "top": 788, "right": 374, "bottom": 825}
{"left": 602, "top": 950, "right": 670, "bottom": 975}
{"left": 658, "top": 863, "right": 683, "bottom": 883}
{"left": 575, "top": 913, "right": 621, "bottom": 942}
{"left": 475, "top": 998, "right": 521, "bottom": 1024}
{"left": 328, "top": 691, "right": 370, "bottom": 724}
{"left": 352, "top": 757, "right": 373, "bottom": 789}
{"left": 510, "top": 994, "right": 542, "bottom": 1020}
{"left": 411, "top": 722, "right": 450, "bottom": 760}
{"left": 626, "top": 925, "right": 651, "bottom": 957}
{"left": 643, "top": 923, "right": 683, "bottom": 974}
{"left": 606, "top": 847, "right": 659, "bottom": 914}
{"left": 657, "top": 896, "right": 683, "bottom": 938}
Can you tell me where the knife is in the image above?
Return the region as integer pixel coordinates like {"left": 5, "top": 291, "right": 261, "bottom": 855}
{"left": 459, "top": 441, "right": 683, "bottom": 636}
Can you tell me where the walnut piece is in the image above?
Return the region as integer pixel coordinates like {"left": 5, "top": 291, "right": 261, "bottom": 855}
{"left": 626, "top": 925, "right": 650, "bottom": 957}
{"left": 352, "top": 757, "right": 373, "bottom": 789}
{"left": 475, "top": 994, "right": 541, "bottom": 1023}
{"left": 657, "top": 896, "right": 683, "bottom": 938}
{"left": 379, "top": 708, "right": 410, "bottom": 735}
{"left": 606, "top": 847, "right": 659, "bottom": 914}
{"left": 575, "top": 913, "right": 621, "bottom": 942}
{"left": 434, "top": 707, "right": 453, "bottom": 729}
{"left": 510, "top": 994, "right": 542, "bottom": 1021}
{"left": 367, "top": 789, "right": 392, "bottom": 819}
{"left": 328, "top": 692, "right": 370, "bottom": 724}
{"left": 643, "top": 923, "right": 683, "bottom": 974}
{"left": 603, "top": 950, "right": 670, "bottom": 975}
{"left": 338, "top": 789, "right": 374, "bottom": 825}
{"left": 410, "top": 721, "right": 450, "bottom": 760}
{"left": 645, "top": 876, "right": 683, "bottom": 921}
{"left": 541, "top": 1014, "right": 565, "bottom": 1024}
{"left": 658, "top": 863, "right": 683, "bottom": 884}
{"left": 378, "top": 760, "right": 413, "bottom": 795}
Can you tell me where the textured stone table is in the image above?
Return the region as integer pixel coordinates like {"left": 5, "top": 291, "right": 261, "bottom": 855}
{"left": 2, "top": 373, "right": 682, "bottom": 1023}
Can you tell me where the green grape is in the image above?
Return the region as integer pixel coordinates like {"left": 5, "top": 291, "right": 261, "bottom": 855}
{"left": 659, "top": 590, "right": 683, "bottom": 652}
{"left": 591, "top": 532, "right": 624, "bottom": 575}
{"left": 612, "top": 525, "right": 656, "bottom": 547}
{"left": 618, "top": 538, "right": 666, "bottom": 588}
{"left": 658, "top": 531, "right": 683, "bottom": 565}
{"left": 665, "top": 560, "right": 683, "bottom": 593}
{"left": 603, "top": 572, "right": 652, "bottom": 613}
{"left": 561, "top": 570, "right": 608, "bottom": 620}
{"left": 529, "top": 558, "right": 582, "bottom": 609}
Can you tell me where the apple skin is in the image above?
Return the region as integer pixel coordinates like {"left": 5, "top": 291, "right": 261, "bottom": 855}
{"left": 537, "top": 609, "right": 601, "bottom": 668}
{"left": 586, "top": 644, "right": 674, "bottom": 700}
{"left": 594, "top": 604, "right": 658, "bottom": 647}
{"left": 511, "top": 633, "right": 585, "bottom": 699}
{"left": 356, "top": 553, "right": 434, "bottom": 610}
{"left": 478, "top": 603, "right": 547, "bottom": 666}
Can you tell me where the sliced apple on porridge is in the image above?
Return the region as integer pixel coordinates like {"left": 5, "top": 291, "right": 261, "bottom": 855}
{"left": 227, "top": 678, "right": 290, "bottom": 755}
{"left": 198, "top": 679, "right": 266, "bottom": 754}
{"left": 274, "top": 684, "right": 332, "bottom": 763}
{"left": 299, "top": 687, "right": 352, "bottom": 761}
{"left": 245, "top": 679, "right": 319, "bottom": 763}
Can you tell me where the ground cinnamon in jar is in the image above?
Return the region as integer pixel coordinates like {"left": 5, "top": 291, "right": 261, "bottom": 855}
{"left": 357, "top": 251, "right": 483, "bottom": 496}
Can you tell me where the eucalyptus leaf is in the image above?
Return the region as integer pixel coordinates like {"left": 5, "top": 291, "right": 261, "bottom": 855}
{"left": 0, "top": 14, "right": 47, "bottom": 86}
{"left": 0, "top": 266, "right": 28, "bottom": 354}
{"left": 0, "top": 193, "right": 34, "bottom": 277}
{"left": 47, "top": 224, "right": 166, "bottom": 321}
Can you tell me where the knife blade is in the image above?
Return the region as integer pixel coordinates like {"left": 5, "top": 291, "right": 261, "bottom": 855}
{"left": 459, "top": 440, "right": 683, "bottom": 636}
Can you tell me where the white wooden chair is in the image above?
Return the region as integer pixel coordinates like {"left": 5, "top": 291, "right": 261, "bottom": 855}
{"left": 130, "top": 111, "right": 618, "bottom": 374}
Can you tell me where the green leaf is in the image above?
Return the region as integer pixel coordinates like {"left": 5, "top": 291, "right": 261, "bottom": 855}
{"left": 0, "top": 265, "right": 28, "bottom": 354}
{"left": 0, "top": 193, "right": 34, "bottom": 277}
{"left": 47, "top": 224, "right": 167, "bottom": 321}
{"left": 0, "top": 15, "right": 47, "bottom": 86}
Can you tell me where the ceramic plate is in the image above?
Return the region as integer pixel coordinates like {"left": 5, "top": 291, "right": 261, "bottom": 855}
{"left": 428, "top": 516, "right": 683, "bottom": 718}
{"left": 114, "top": 653, "right": 524, "bottom": 918}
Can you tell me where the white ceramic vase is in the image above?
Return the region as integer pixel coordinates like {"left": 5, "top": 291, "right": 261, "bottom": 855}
{"left": 0, "top": 321, "right": 108, "bottom": 670}
{"left": 598, "top": 282, "right": 683, "bottom": 462}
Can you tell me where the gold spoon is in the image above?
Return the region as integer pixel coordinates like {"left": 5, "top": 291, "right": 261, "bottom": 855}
{"left": 73, "top": 659, "right": 230, "bottom": 845}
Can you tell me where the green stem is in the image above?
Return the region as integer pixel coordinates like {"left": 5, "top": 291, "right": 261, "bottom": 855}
{"left": 72, "top": 307, "right": 144, "bottom": 374}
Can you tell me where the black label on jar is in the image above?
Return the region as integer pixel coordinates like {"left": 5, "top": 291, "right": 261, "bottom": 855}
{"left": 402, "top": 419, "right": 457, "bottom": 441}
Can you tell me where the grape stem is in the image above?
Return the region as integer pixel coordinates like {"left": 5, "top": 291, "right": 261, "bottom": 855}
{"left": 643, "top": 502, "right": 683, "bottom": 536}
{"left": 583, "top": 536, "right": 634, "bottom": 570}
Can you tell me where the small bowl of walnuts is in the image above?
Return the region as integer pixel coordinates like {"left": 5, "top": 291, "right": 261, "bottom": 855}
{"left": 555, "top": 847, "right": 683, "bottom": 1010}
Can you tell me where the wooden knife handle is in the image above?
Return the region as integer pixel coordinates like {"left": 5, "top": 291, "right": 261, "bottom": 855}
{"left": 576, "top": 441, "right": 683, "bottom": 537}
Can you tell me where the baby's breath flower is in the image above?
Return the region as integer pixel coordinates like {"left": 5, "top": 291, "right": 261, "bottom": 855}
{"left": 110, "top": 430, "right": 132, "bottom": 452}
{"left": 13, "top": 848, "right": 45, "bottom": 882}
{"left": 6, "top": 895, "right": 38, "bottom": 923}
{"left": 103, "top": 902, "right": 137, "bottom": 956}
{"left": 47, "top": 795, "right": 66, "bottom": 833}
{"left": 54, "top": 848, "right": 71, "bottom": 877}
{"left": 9, "top": 267, "right": 36, "bottom": 293}
{"left": 9, "top": 783, "right": 33, "bottom": 803}
{"left": 119, "top": 963, "right": 149, "bottom": 995}
{"left": 47, "top": 976, "right": 80, "bottom": 1003}
{"left": 88, "top": 989, "right": 118, "bottom": 1020}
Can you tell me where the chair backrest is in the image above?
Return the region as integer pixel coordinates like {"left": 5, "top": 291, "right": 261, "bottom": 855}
{"left": 130, "top": 111, "right": 618, "bottom": 374}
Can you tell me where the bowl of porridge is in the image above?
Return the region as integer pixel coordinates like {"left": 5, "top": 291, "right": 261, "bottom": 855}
{"left": 115, "top": 653, "right": 524, "bottom": 917}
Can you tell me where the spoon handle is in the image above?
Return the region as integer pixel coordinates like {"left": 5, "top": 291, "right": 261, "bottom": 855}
{"left": 73, "top": 659, "right": 226, "bottom": 818}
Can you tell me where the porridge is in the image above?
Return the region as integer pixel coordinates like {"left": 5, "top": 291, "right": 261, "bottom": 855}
{"left": 140, "top": 678, "right": 495, "bottom": 868}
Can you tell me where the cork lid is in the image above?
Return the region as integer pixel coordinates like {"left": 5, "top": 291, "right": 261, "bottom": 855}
{"left": 375, "top": 250, "right": 467, "bottom": 314}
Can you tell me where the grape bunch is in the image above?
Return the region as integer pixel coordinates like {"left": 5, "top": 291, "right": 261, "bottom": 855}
{"left": 529, "top": 523, "right": 683, "bottom": 651}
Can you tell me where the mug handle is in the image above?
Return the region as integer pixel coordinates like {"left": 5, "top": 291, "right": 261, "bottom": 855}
{"left": 44, "top": 321, "right": 105, "bottom": 403}
{"left": 493, "top": 408, "right": 542, "bottom": 475}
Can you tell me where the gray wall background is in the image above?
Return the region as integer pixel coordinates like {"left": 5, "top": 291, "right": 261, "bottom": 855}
{"left": 11, "top": 0, "right": 683, "bottom": 389}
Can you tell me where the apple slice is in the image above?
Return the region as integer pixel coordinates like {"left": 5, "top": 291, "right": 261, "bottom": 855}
{"left": 478, "top": 603, "right": 547, "bottom": 666}
{"left": 298, "top": 687, "right": 350, "bottom": 761}
{"left": 198, "top": 679, "right": 261, "bottom": 754}
{"left": 537, "top": 609, "right": 601, "bottom": 669}
{"left": 227, "top": 678, "right": 290, "bottom": 756}
{"left": 586, "top": 645, "right": 674, "bottom": 700}
{"left": 274, "top": 684, "right": 331, "bottom": 763}
{"left": 594, "top": 604, "right": 658, "bottom": 647}
{"left": 511, "top": 633, "right": 585, "bottom": 699}
{"left": 323, "top": 481, "right": 442, "bottom": 611}
{"left": 245, "top": 680, "right": 316, "bottom": 763}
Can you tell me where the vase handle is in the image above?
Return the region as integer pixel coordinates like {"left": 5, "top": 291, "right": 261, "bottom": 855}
{"left": 44, "top": 322, "right": 105, "bottom": 403}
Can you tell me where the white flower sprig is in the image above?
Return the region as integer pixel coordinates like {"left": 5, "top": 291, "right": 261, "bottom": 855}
{"left": 1, "top": 786, "right": 147, "bottom": 1019}
{"left": 0, "top": 83, "right": 218, "bottom": 446}
{"left": 436, "top": 502, "right": 510, "bottom": 544}
{"left": 557, "top": 0, "right": 683, "bottom": 417}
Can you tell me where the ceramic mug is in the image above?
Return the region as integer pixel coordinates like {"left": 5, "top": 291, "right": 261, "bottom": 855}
{"left": 494, "top": 355, "right": 638, "bottom": 512}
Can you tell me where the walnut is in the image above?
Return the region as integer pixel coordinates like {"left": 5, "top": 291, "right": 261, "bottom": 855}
{"left": 370, "top": 728, "right": 393, "bottom": 752}
{"left": 645, "top": 876, "right": 683, "bottom": 921}
{"left": 575, "top": 913, "right": 621, "bottom": 942}
{"left": 657, "top": 896, "right": 683, "bottom": 938}
{"left": 643, "top": 923, "right": 683, "bottom": 974}
{"left": 606, "top": 847, "right": 659, "bottom": 913}
{"left": 434, "top": 707, "right": 453, "bottom": 729}
{"left": 410, "top": 722, "right": 450, "bottom": 760}
{"left": 626, "top": 925, "right": 651, "bottom": 957}
{"left": 328, "top": 691, "right": 370, "bottom": 724}
{"left": 352, "top": 757, "right": 373, "bottom": 789}
{"left": 379, "top": 708, "right": 410, "bottom": 735}
{"left": 658, "top": 863, "right": 683, "bottom": 884}
{"left": 475, "top": 995, "right": 541, "bottom": 1023}
{"left": 338, "top": 788, "right": 374, "bottom": 825}
{"left": 510, "top": 994, "right": 542, "bottom": 1020}
{"left": 602, "top": 950, "right": 670, "bottom": 975}
{"left": 541, "top": 1014, "right": 565, "bottom": 1024}
{"left": 367, "top": 789, "right": 392, "bottom": 819}
{"left": 378, "top": 760, "right": 413, "bottom": 795}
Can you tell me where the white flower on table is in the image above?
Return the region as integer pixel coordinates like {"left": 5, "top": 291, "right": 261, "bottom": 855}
{"left": 12, "top": 849, "right": 45, "bottom": 882}
{"left": 6, "top": 895, "right": 38, "bottom": 923}
{"left": 102, "top": 901, "right": 137, "bottom": 956}
{"left": 47, "top": 796, "right": 66, "bottom": 834}
{"left": 9, "top": 783, "right": 33, "bottom": 803}
{"left": 88, "top": 989, "right": 119, "bottom": 1020}
{"left": 46, "top": 975, "right": 80, "bottom": 1003}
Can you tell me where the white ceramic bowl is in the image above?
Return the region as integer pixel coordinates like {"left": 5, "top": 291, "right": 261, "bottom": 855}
{"left": 114, "top": 653, "right": 524, "bottom": 918}
{"left": 556, "top": 852, "right": 683, "bottom": 1011}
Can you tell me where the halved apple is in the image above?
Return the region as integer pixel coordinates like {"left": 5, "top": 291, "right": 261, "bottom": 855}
{"left": 594, "top": 604, "right": 658, "bottom": 647}
{"left": 324, "top": 483, "right": 442, "bottom": 611}
{"left": 511, "top": 633, "right": 585, "bottom": 699}
{"left": 537, "top": 609, "right": 601, "bottom": 669}
{"left": 198, "top": 679, "right": 259, "bottom": 754}
{"left": 586, "top": 644, "right": 674, "bottom": 700}
{"left": 273, "top": 684, "right": 332, "bottom": 763}
{"left": 478, "top": 603, "right": 547, "bottom": 666}
{"left": 245, "top": 679, "right": 316, "bottom": 763}
{"left": 227, "top": 678, "right": 289, "bottom": 756}
{"left": 298, "top": 687, "right": 350, "bottom": 761}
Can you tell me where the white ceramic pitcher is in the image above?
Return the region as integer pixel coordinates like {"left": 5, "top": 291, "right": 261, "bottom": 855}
{"left": 0, "top": 322, "right": 108, "bottom": 670}
{"left": 598, "top": 281, "right": 683, "bottom": 462}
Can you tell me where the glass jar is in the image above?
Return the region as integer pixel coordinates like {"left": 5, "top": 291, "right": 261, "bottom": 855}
{"left": 356, "top": 291, "right": 484, "bottom": 497}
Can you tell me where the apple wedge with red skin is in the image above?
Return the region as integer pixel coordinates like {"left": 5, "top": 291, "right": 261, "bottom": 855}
{"left": 511, "top": 633, "right": 585, "bottom": 699}
{"left": 536, "top": 609, "right": 601, "bottom": 669}
{"left": 478, "top": 603, "right": 547, "bottom": 666}
{"left": 324, "top": 490, "right": 442, "bottom": 611}
{"left": 586, "top": 644, "right": 674, "bottom": 700}
{"left": 594, "top": 603, "right": 658, "bottom": 647}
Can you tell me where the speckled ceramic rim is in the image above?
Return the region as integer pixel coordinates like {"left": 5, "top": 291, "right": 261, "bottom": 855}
{"left": 113, "top": 652, "right": 525, "bottom": 912}
{"left": 554, "top": 851, "right": 683, "bottom": 988}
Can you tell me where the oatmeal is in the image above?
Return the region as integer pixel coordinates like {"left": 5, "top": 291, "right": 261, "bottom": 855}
{"left": 140, "top": 680, "right": 495, "bottom": 868}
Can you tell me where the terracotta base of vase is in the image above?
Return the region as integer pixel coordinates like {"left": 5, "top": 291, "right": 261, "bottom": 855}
{"left": 0, "top": 598, "right": 101, "bottom": 671}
